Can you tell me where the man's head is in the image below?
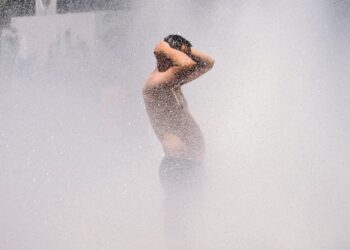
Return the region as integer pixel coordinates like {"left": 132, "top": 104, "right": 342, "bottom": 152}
{"left": 154, "top": 35, "right": 192, "bottom": 72}
{"left": 164, "top": 34, "right": 192, "bottom": 55}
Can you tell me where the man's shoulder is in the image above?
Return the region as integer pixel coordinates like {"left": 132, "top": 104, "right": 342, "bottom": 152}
{"left": 143, "top": 73, "right": 162, "bottom": 95}
{"left": 144, "top": 70, "right": 174, "bottom": 89}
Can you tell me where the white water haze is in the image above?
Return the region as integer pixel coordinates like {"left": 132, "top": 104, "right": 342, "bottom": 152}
{"left": 0, "top": 0, "right": 349, "bottom": 249}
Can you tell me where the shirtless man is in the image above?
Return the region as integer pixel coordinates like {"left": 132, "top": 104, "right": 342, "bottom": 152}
{"left": 143, "top": 35, "right": 214, "bottom": 192}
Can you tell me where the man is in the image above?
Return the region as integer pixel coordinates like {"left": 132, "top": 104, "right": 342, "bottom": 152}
{"left": 143, "top": 34, "right": 214, "bottom": 193}
{"left": 143, "top": 35, "right": 214, "bottom": 248}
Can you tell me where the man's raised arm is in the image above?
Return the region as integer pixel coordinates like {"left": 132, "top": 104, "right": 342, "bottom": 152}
{"left": 180, "top": 48, "right": 215, "bottom": 85}
{"left": 153, "top": 42, "right": 199, "bottom": 87}
{"left": 154, "top": 41, "right": 195, "bottom": 68}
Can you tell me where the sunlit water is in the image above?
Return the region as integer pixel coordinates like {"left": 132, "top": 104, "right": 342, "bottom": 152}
{"left": 0, "top": 0, "right": 349, "bottom": 249}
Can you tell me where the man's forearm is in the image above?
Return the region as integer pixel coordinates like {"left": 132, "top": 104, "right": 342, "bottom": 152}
{"left": 190, "top": 48, "right": 215, "bottom": 69}
{"left": 178, "top": 48, "right": 215, "bottom": 86}
{"left": 155, "top": 41, "right": 195, "bottom": 67}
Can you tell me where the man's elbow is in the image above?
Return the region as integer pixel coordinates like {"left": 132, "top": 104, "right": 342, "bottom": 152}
{"left": 206, "top": 59, "right": 215, "bottom": 70}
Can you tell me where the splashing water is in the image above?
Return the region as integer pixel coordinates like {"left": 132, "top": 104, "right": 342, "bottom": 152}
{"left": 0, "top": 0, "right": 349, "bottom": 249}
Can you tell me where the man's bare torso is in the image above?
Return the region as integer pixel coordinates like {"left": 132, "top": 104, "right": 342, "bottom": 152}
{"left": 143, "top": 74, "right": 205, "bottom": 162}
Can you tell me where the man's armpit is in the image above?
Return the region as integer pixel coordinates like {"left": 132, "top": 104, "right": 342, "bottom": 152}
{"left": 174, "top": 65, "right": 198, "bottom": 80}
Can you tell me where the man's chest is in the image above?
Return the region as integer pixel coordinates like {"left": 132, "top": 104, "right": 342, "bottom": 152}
{"left": 171, "top": 87, "right": 188, "bottom": 109}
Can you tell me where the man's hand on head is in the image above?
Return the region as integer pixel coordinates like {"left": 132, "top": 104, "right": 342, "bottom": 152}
{"left": 154, "top": 41, "right": 170, "bottom": 54}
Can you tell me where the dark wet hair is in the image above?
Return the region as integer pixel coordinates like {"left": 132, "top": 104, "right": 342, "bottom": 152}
{"left": 164, "top": 34, "right": 192, "bottom": 50}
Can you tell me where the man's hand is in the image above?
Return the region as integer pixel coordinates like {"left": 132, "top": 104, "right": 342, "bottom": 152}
{"left": 155, "top": 41, "right": 195, "bottom": 68}
{"left": 154, "top": 41, "right": 170, "bottom": 55}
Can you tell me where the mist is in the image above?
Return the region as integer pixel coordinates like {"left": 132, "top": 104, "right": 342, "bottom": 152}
{"left": 0, "top": 0, "right": 349, "bottom": 249}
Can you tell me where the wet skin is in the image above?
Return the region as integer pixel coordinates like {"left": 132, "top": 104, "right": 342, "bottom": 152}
{"left": 143, "top": 81, "right": 205, "bottom": 161}
{"left": 143, "top": 41, "right": 214, "bottom": 162}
